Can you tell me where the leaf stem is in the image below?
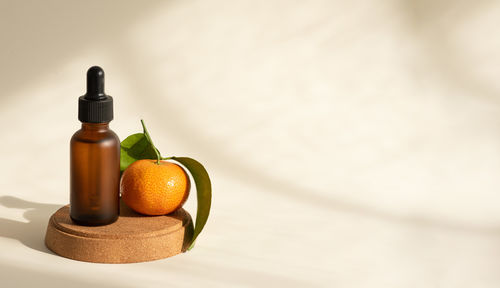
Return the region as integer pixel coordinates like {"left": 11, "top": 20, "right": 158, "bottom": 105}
{"left": 141, "top": 119, "right": 161, "bottom": 164}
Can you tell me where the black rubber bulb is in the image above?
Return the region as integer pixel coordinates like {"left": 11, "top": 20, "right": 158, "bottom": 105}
{"left": 85, "top": 66, "right": 105, "bottom": 100}
{"left": 78, "top": 66, "right": 113, "bottom": 123}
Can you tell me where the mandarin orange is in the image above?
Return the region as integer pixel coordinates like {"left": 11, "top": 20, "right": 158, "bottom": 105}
{"left": 120, "top": 159, "right": 190, "bottom": 215}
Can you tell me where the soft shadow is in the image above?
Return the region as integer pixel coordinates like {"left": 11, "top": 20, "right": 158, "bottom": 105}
{"left": 0, "top": 196, "right": 61, "bottom": 254}
{"left": 400, "top": 0, "right": 500, "bottom": 104}
{"left": 155, "top": 257, "right": 318, "bottom": 287}
{"left": 0, "top": 263, "right": 135, "bottom": 288}
{"left": 114, "top": 43, "right": 500, "bottom": 237}
{"left": 0, "top": 0, "right": 168, "bottom": 104}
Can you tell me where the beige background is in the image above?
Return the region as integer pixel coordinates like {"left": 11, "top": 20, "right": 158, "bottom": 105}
{"left": 1, "top": 0, "right": 500, "bottom": 287}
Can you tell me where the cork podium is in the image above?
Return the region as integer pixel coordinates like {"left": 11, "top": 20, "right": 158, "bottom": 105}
{"left": 45, "top": 200, "right": 193, "bottom": 263}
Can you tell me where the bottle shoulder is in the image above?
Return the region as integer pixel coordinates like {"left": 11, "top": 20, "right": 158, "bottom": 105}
{"left": 71, "top": 127, "right": 120, "bottom": 144}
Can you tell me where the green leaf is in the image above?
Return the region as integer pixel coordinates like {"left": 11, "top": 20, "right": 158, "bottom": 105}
{"left": 120, "top": 133, "right": 159, "bottom": 173}
{"left": 173, "top": 157, "right": 212, "bottom": 250}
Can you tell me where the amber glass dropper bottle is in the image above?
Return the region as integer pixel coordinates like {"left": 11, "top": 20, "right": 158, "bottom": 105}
{"left": 70, "top": 66, "right": 120, "bottom": 226}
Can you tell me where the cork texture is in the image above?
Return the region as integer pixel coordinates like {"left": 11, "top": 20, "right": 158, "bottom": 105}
{"left": 45, "top": 201, "right": 193, "bottom": 263}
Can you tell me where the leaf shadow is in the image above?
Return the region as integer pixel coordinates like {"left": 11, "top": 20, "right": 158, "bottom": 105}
{"left": 0, "top": 196, "right": 61, "bottom": 255}
{"left": 0, "top": 0, "right": 168, "bottom": 105}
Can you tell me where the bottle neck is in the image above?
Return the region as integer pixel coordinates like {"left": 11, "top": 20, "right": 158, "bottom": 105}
{"left": 81, "top": 122, "right": 109, "bottom": 132}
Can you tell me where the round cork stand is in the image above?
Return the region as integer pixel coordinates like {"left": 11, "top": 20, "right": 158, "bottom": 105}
{"left": 45, "top": 200, "right": 193, "bottom": 264}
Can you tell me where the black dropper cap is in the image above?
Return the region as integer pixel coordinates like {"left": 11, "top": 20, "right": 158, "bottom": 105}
{"left": 78, "top": 66, "right": 114, "bottom": 123}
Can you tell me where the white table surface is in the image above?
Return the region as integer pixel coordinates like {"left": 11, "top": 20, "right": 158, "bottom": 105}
{"left": 1, "top": 1, "right": 500, "bottom": 287}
